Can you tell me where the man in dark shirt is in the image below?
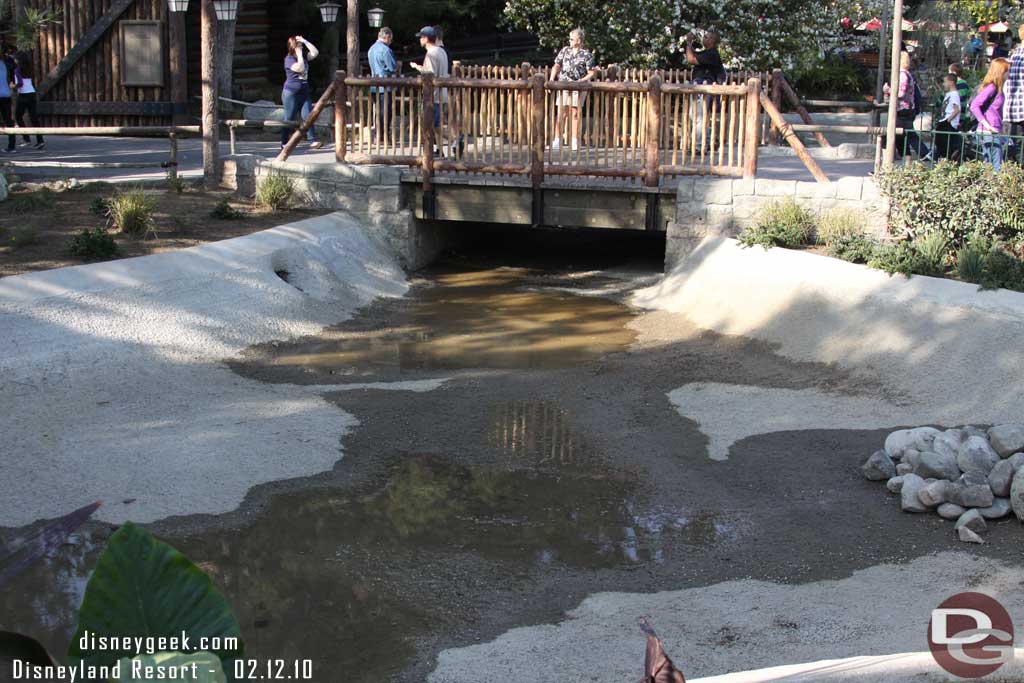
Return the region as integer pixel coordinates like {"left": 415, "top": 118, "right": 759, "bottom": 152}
{"left": 686, "top": 30, "right": 726, "bottom": 84}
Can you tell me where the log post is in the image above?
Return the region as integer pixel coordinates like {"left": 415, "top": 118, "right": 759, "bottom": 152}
{"left": 644, "top": 73, "right": 662, "bottom": 187}
{"left": 168, "top": 132, "right": 178, "bottom": 182}
{"left": 335, "top": 70, "right": 348, "bottom": 162}
{"left": 200, "top": 0, "right": 219, "bottom": 189}
{"left": 277, "top": 81, "right": 336, "bottom": 161}
{"left": 421, "top": 73, "right": 436, "bottom": 215}
{"left": 168, "top": 9, "right": 188, "bottom": 125}
{"left": 744, "top": 78, "right": 762, "bottom": 179}
{"left": 760, "top": 90, "right": 829, "bottom": 184}
{"left": 530, "top": 72, "right": 545, "bottom": 226}
{"left": 769, "top": 69, "right": 783, "bottom": 145}
{"left": 778, "top": 73, "right": 831, "bottom": 148}
{"left": 346, "top": 0, "right": 360, "bottom": 76}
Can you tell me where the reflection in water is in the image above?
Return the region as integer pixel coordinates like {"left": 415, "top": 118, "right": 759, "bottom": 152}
{"left": 230, "top": 268, "right": 638, "bottom": 381}
{"left": 0, "top": 457, "right": 739, "bottom": 683}
{"left": 491, "top": 400, "right": 589, "bottom": 470}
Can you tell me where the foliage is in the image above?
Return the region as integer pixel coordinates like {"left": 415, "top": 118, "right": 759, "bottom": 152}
{"left": 738, "top": 197, "right": 816, "bottom": 250}
{"left": 502, "top": 0, "right": 882, "bottom": 69}
{"left": 69, "top": 523, "right": 244, "bottom": 670}
{"left": 980, "top": 244, "right": 1024, "bottom": 292}
{"left": 914, "top": 231, "right": 951, "bottom": 276}
{"left": 13, "top": 7, "right": 62, "bottom": 51}
{"left": 790, "top": 58, "right": 867, "bottom": 100}
{"left": 956, "top": 239, "right": 987, "bottom": 284}
{"left": 876, "top": 161, "right": 1024, "bottom": 248}
{"left": 867, "top": 241, "right": 926, "bottom": 277}
{"left": 67, "top": 227, "right": 118, "bottom": 261}
{"left": 89, "top": 196, "right": 110, "bottom": 216}
{"left": 827, "top": 233, "right": 878, "bottom": 264}
{"left": 256, "top": 173, "right": 295, "bottom": 211}
{"left": 817, "top": 207, "right": 867, "bottom": 245}
{"left": 9, "top": 188, "right": 55, "bottom": 213}
{"left": 5, "top": 224, "right": 38, "bottom": 249}
{"left": 210, "top": 199, "right": 245, "bottom": 220}
{"left": 166, "top": 171, "right": 186, "bottom": 195}
{"left": 106, "top": 187, "right": 157, "bottom": 237}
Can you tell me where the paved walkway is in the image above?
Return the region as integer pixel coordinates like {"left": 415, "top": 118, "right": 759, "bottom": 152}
{"left": 3, "top": 134, "right": 876, "bottom": 184}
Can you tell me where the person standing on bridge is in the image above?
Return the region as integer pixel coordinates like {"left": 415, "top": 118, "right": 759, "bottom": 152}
{"left": 686, "top": 29, "right": 726, "bottom": 85}
{"left": 281, "top": 36, "right": 323, "bottom": 151}
{"left": 13, "top": 52, "right": 43, "bottom": 150}
{"left": 550, "top": 28, "right": 596, "bottom": 152}
{"left": 368, "top": 27, "right": 397, "bottom": 144}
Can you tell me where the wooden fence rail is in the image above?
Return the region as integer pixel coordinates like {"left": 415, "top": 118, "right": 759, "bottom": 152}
{"left": 326, "top": 71, "right": 762, "bottom": 193}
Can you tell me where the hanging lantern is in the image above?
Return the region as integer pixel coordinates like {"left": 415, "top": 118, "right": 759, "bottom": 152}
{"left": 167, "top": 0, "right": 189, "bottom": 11}
{"left": 212, "top": 0, "right": 239, "bottom": 21}
{"left": 318, "top": 2, "right": 341, "bottom": 23}
{"left": 367, "top": 7, "right": 385, "bottom": 28}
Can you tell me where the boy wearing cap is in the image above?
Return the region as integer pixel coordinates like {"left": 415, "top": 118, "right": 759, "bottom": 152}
{"left": 411, "top": 26, "right": 452, "bottom": 150}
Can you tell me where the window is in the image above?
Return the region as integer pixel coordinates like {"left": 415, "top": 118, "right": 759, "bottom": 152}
{"left": 119, "top": 21, "right": 164, "bottom": 87}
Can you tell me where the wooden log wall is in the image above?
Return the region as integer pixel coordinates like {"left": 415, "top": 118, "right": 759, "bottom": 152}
{"left": 31, "top": 0, "right": 172, "bottom": 126}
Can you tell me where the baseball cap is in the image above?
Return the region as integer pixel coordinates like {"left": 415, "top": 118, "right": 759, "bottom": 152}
{"left": 416, "top": 26, "right": 437, "bottom": 39}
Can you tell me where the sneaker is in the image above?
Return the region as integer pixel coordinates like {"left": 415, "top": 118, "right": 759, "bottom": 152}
{"left": 33, "top": 142, "right": 45, "bottom": 150}
{"left": 18, "top": 141, "right": 31, "bottom": 147}
{"left": 551, "top": 138, "right": 561, "bottom": 150}
{"left": 571, "top": 139, "right": 579, "bottom": 151}
{"left": 308, "top": 141, "right": 323, "bottom": 150}
{"left": 0, "top": 148, "right": 14, "bottom": 154}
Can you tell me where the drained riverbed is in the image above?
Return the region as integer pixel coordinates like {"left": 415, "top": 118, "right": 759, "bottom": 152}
{"left": 2, "top": 230, "right": 1020, "bottom": 682}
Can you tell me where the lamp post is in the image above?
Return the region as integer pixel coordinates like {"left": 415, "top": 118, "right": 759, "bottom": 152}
{"left": 319, "top": 3, "right": 342, "bottom": 78}
{"left": 367, "top": 7, "right": 384, "bottom": 28}
{"left": 319, "top": 2, "right": 341, "bottom": 23}
{"left": 167, "top": 0, "right": 189, "bottom": 126}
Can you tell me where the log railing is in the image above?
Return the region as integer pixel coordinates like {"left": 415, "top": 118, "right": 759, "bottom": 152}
{"left": 329, "top": 70, "right": 762, "bottom": 189}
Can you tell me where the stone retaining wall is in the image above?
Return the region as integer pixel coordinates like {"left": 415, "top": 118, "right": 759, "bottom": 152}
{"left": 219, "top": 155, "right": 447, "bottom": 271}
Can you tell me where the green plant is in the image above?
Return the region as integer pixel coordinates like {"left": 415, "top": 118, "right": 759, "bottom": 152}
{"left": 106, "top": 187, "right": 157, "bottom": 237}
{"left": 868, "top": 241, "right": 925, "bottom": 277}
{"left": 256, "top": 173, "right": 295, "bottom": 211}
{"left": 89, "top": 196, "right": 110, "bottom": 216}
{"left": 817, "top": 207, "right": 867, "bottom": 246}
{"left": 5, "top": 224, "right": 38, "bottom": 249}
{"left": 13, "top": 7, "right": 62, "bottom": 51}
{"left": 915, "top": 231, "right": 951, "bottom": 276}
{"left": 956, "top": 240, "right": 987, "bottom": 283}
{"left": 67, "top": 227, "right": 119, "bottom": 261}
{"left": 738, "top": 197, "right": 816, "bottom": 250}
{"left": 827, "top": 233, "right": 878, "bottom": 264}
{"left": 790, "top": 58, "right": 867, "bottom": 100}
{"left": 166, "top": 171, "right": 186, "bottom": 195}
{"left": 210, "top": 198, "right": 245, "bottom": 220}
{"left": 981, "top": 246, "right": 1024, "bottom": 292}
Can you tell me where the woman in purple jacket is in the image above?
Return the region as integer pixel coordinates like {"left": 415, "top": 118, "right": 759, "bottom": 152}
{"left": 971, "top": 57, "right": 1010, "bottom": 170}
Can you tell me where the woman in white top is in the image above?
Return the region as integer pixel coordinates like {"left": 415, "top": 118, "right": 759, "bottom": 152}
{"left": 13, "top": 51, "right": 43, "bottom": 149}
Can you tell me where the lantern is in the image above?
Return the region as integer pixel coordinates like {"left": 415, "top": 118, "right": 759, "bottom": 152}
{"left": 367, "top": 7, "right": 385, "bottom": 28}
{"left": 167, "top": 0, "right": 189, "bottom": 11}
{"left": 212, "top": 0, "right": 238, "bottom": 20}
{"left": 318, "top": 2, "right": 341, "bottom": 23}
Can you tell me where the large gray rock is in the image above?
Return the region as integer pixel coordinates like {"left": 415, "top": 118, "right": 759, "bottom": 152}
{"left": 243, "top": 99, "right": 286, "bottom": 123}
{"left": 1009, "top": 452, "right": 1024, "bottom": 472}
{"left": 988, "top": 459, "right": 1015, "bottom": 497}
{"left": 955, "top": 508, "right": 988, "bottom": 533}
{"left": 957, "top": 436, "right": 1000, "bottom": 475}
{"left": 901, "top": 474, "right": 929, "bottom": 513}
{"left": 915, "top": 451, "right": 960, "bottom": 481}
{"left": 1010, "top": 467, "right": 1024, "bottom": 522}
{"left": 937, "top": 502, "right": 966, "bottom": 520}
{"left": 958, "top": 526, "right": 985, "bottom": 544}
{"left": 904, "top": 449, "right": 922, "bottom": 470}
{"left": 949, "top": 479, "right": 995, "bottom": 509}
{"left": 886, "top": 476, "right": 905, "bottom": 494}
{"left": 861, "top": 450, "right": 896, "bottom": 481}
{"left": 979, "top": 498, "right": 1012, "bottom": 520}
{"left": 932, "top": 429, "right": 964, "bottom": 460}
{"left": 885, "top": 428, "right": 940, "bottom": 460}
{"left": 896, "top": 462, "right": 913, "bottom": 476}
{"left": 962, "top": 425, "right": 988, "bottom": 439}
{"left": 918, "top": 480, "right": 950, "bottom": 507}
{"left": 988, "top": 424, "right": 1024, "bottom": 458}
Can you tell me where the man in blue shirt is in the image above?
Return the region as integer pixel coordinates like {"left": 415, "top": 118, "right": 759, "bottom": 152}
{"left": 368, "top": 27, "right": 396, "bottom": 143}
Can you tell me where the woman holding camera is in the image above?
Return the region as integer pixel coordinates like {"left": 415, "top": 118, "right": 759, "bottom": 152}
{"left": 282, "top": 35, "right": 322, "bottom": 150}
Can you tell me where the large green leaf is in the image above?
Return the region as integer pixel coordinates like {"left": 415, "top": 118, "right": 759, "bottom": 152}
{"left": 0, "top": 630, "right": 57, "bottom": 669}
{"left": 110, "top": 652, "right": 226, "bottom": 683}
{"left": 68, "top": 523, "right": 243, "bottom": 670}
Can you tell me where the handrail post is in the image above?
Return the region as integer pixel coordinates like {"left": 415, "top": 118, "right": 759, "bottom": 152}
{"left": 168, "top": 131, "right": 178, "bottom": 182}
{"left": 335, "top": 70, "right": 347, "bottom": 163}
{"left": 644, "top": 73, "right": 662, "bottom": 188}
{"left": 421, "top": 73, "right": 436, "bottom": 218}
{"left": 277, "top": 80, "right": 336, "bottom": 162}
{"left": 744, "top": 78, "right": 761, "bottom": 179}
{"left": 769, "top": 69, "right": 783, "bottom": 145}
{"left": 530, "top": 72, "right": 545, "bottom": 227}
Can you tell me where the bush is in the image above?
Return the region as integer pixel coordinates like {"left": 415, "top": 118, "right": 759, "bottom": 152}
{"left": 790, "top": 58, "right": 867, "bottom": 100}
{"left": 867, "top": 241, "right": 925, "bottom": 277}
{"left": 89, "top": 196, "right": 110, "bottom": 216}
{"left": 255, "top": 173, "right": 294, "bottom": 211}
{"left": 5, "top": 224, "right": 38, "bottom": 249}
{"left": 106, "top": 187, "right": 156, "bottom": 237}
{"left": 817, "top": 208, "right": 866, "bottom": 246}
{"left": 915, "top": 231, "right": 951, "bottom": 276}
{"left": 738, "top": 197, "right": 816, "bottom": 250}
{"left": 166, "top": 170, "right": 185, "bottom": 195}
{"left": 827, "top": 233, "right": 878, "bottom": 264}
{"left": 981, "top": 245, "right": 1024, "bottom": 292}
{"left": 67, "top": 227, "right": 118, "bottom": 261}
{"left": 956, "top": 240, "right": 987, "bottom": 284}
{"left": 209, "top": 198, "right": 244, "bottom": 220}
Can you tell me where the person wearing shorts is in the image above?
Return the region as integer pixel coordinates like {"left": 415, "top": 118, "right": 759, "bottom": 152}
{"left": 550, "top": 28, "right": 595, "bottom": 151}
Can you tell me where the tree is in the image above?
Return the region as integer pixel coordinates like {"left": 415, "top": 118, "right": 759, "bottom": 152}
{"left": 503, "top": 0, "right": 883, "bottom": 69}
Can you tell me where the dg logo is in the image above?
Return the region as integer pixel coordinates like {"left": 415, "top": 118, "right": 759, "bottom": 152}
{"left": 928, "top": 592, "right": 1015, "bottom": 678}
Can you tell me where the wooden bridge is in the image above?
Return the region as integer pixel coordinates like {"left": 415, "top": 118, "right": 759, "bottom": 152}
{"left": 276, "top": 65, "right": 831, "bottom": 231}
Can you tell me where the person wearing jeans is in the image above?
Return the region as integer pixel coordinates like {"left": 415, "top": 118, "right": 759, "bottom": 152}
{"left": 368, "top": 27, "right": 397, "bottom": 144}
{"left": 971, "top": 58, "right": 1010, "bottom": 171}
{"left": 13, "top": 52, "right": 43, "bottom": 149}
{"left": 281, "top": 36, "right": 322, "bottom": 150}
{"left": 885, "top": 52, "right": 929, "bottom": 159}
{"left": 0, "top": 52, "right": 16, "bottom": 153}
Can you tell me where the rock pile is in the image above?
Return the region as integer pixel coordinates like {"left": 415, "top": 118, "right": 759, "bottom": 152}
{"left": 862, "top": 425, "right": 1024, "bottom": 543}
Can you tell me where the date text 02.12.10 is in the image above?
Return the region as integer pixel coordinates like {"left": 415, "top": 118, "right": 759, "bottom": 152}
{"left": 233, "top": 659, "right": 314, "bottom": 680}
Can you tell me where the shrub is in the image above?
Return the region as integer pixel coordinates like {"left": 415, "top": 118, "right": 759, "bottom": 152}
{"left": 738, "top": 197, "right": 816, "bottom": 250}
{"left": 981, "top": 246, "right": 1024, "bottom": 292}
{"left": 5, "top": 224, "right": 38, "bottom": 249}
{"left": 790, "top": 59, "right": 867, "bottom": 100}
{"left": 209, "top": 198, "right": 245, "bottom": 220}
{"left": 255, "top": 173, "right": 294, "bottom": 211}
{"left": 915, "top": 231, "right": 951, "bottom": 276}
{"left": 956, "top": 240, "right": 987, "bottom": 284}
{"left": 827, "top": 233, "right": 878, "bottom": 264}
{"left": 67, "top": 227, "right": 118, "bottom": 261}
{"left": 89, "top": 196, "right": 110, "bottom": 216}
{"left": 868, "top": 241, "right": 925, "bottom": 277}
{"left": 166, "top": 170, "right": 185, "bottom": 195}
{"left": 817, "top": 208, "right": 866, "bottom": 246}
{"left": 106, "top": 187, "right": 157, "bottom": 237}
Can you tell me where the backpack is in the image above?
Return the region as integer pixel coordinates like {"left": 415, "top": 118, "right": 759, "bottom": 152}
{"left": 909, "top": 72, "right": 924, "bottom": 116}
